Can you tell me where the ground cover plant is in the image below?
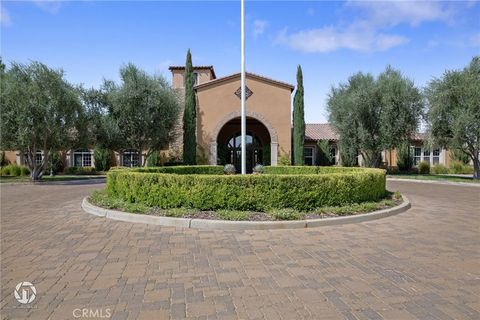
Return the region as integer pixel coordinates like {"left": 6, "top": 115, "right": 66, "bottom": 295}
{"left": 90, "top": 189, "right": 401, "bottom": 221}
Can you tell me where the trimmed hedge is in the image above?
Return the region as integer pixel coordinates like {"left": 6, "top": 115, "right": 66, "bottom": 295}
{"left": 1, "top": 164, "right": 30, "bottom": 176}
{"left": 264, "top": 166, "right": 365, "bottom": 174}
{"left": 106, "top": 166, "right": 386, "bottom": 211}
{"left": 127, "top": 165, "right": 223, "bottom": 175}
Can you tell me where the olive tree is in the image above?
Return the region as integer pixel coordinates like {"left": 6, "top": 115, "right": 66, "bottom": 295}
{"left": 327, "top": 66, "right": 423, "bottom": 167}
{"left": 107, "top": 63, "right": 179, "bottom": 165}
{"left": 426, "top": 56, "right": 480, "bottom": 179}
{"left": 0, "top": 61, "right": 83, "bottom": 180}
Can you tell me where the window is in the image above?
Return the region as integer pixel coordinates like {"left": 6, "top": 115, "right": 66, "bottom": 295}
{"left": 73, "top": 149, "right": 92, "bottom": 167}
{"left": 433, "top": 149, "right": 440, "bottom": 165}
{"left": 413, "top": 147, "right": 422, "bottom": 165}
{"left": 423, "top": 149, "right": 430, "bottom": 163}
{"left": 122, "top": 149, "right": 140, "bottom": 167}
{"left": 304, "top": 147, "right": 314, "bottom": 166}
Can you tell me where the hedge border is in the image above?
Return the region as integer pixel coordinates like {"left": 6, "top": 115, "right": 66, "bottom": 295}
{"left": 106, "top": 166, "right": 386, "bottom": 211}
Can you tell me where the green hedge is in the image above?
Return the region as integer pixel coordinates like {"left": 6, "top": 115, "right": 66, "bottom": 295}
{"left": 1, "top": 164, "right": 30, "bottom": 176}
{"left": 127, "top": 165, "right": 224, "bottom": 175}
{"left": 106, "top": 166, "right": 386, "bottom": 211}
{"left": 264, "top": 166, "right": 365, "bottom": 174}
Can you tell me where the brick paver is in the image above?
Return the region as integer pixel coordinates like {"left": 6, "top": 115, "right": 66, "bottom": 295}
{"left": 0, "top": 180, "right": 479, "bottom": 319}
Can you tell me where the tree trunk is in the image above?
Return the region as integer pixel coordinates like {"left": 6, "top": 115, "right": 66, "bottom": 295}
{"left": 473, "top": 158, "right": 480, "bottom": 180}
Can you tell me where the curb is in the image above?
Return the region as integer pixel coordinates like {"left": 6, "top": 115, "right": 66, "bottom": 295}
{"left": 387, "top": 178, "right": 480, "bottom": 187}
{"left": 82, "top": 196, "right": 411, "bottom": 231}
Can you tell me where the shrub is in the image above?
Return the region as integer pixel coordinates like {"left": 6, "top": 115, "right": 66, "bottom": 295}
{"left": 1, "top": 164, "right": 29, "bottom": 176}
{"left": 64, "top": 167, "right": 96, "bottom": 175}
{"left": 264, "top": 166, "right": 364, "bottom": 174}
{"left": 253, "top": 164, "right": 264, "bottom": 174}
{"left": 20, "top": 166, "right": 30, "bottom": 176}
{"left": 418, "top": 161, "right": 430, "bottom": 174}
{"left": 278, "top": 154, "right": 291, "bottom": 166}
{"left": 106, "top": 166, "right": 386, "bottom": 212}
{"left": 269, "top": 208, "right": 303, "bottom": 220}
{"left": 0, "top": 151, "right": 9, "bottom": 167}
{"left": 450, "top": 161, "right": 474, "bottom": 174}
{"left": 147, "top": 151, "right": 160, "bottom": 167}
{"left": 130, "top": 165, "right": 223, "bottom": 175}
{"left": 396, "top": 143, "right": 413, "bottom": 172}
{"left": 223, "top": 164, "right": 235, "bottom": 175}
{"left": 316, "top": 140, "right": 334, "bottom": 166}
{"left": 431, "top": 164, "right": 449, "bottom": 174}
{"left": 93, "top": 149, "right": 112, "bottom": 171}
{"left": 450, "top": 149, "right": 470, "bottom": 165}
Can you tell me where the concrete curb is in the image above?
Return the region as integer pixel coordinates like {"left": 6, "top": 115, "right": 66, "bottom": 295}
{"left": 82, "top": 195, "right": 410, "bottom": 230}
{"left": 388, "top": 177, "right": 480, "bottom": 187}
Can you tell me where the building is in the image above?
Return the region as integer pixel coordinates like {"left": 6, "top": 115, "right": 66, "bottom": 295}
{"left": 1, "top": 65, "right": 450, "bottom": 171}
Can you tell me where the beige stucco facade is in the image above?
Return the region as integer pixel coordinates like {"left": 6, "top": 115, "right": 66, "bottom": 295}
{"left": 170, "top": 66, "right": 293, "bottom": 168}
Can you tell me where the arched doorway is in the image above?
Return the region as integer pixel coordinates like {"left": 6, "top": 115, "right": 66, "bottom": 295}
{"left": 217, "top": 117, "right": 271, "bottom": 173}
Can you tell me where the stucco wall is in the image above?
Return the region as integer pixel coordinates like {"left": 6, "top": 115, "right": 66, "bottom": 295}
{"left": 195, "top": 75, "right": 292, "bottom": 165}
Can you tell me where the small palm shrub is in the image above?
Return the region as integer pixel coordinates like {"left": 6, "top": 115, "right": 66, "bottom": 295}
{"left": 93, "top": 148, "right": 112, "bottom": 171}
{"left": 253, "top": 164, "right": 264, "bottom": 174}
{"left": 223, "top": 164, "right": 235, "bottom": 175}
{"left": 418, "top": 161, "right": 430, "bottom": 174}
{"left": 431, "top": 164, "right": 449, "bottom": 174}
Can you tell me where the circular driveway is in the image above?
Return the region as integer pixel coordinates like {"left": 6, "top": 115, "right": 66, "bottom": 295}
{"left": 1, "top": 180, "right": 479, "bottom": 319}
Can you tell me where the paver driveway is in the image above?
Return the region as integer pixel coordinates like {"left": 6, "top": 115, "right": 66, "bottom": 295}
{"left": 1, "top": 180, "right": 479, "bottom": 320}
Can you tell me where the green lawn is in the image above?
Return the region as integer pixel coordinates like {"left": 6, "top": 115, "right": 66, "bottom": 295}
{"left": 388, "top": 173, "right": 479, "bottom": 184}
{"left": 0, "top": 175, "right": 106, "bottom": 183}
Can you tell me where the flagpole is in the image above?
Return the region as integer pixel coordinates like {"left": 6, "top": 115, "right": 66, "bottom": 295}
{"left": 240, "top": 0, "right": 246, "bottom": 174}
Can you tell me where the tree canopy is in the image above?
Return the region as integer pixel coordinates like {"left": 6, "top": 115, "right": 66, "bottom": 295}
{"left": 0, "top": 61, "right": 84, "bottom": 180}
{"left": 327, "top": 66, "right": 423, "bottom": 167}
{"left": 106, "top": 63, "right": 179, "bottom": 165}
{"left": 426, "top": 56, "right": 480, "bottom": 179}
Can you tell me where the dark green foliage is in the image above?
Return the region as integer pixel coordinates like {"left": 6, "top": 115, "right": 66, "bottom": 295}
{"left": 293, "top": 65, "right": 305, "bottom": 165}
{"left": 316, "top": 141, "right": 333, "bottom": 166}
{"left": 128, "top": 165, "right": 224, "bottom": 175}
{"left": 328, "top": 66, "right": 423, "bottom": 168}
{"left": 426, "top": 56, "right": 480, "bottom": 179}
{"left": 196, "top": 145, "right": 209, "bottom": 165}
{"left": 450, "top": 149, "right": 470, "bottom": 165}
{"left": 262, "top": 144, "right": 271, "bottom": 166}
{"left": 63, "top": 167, "right": 97, "bottom": 175}
{"left": 147, "top": 151, "right": 161, "bottom": 167}
{"left": 183, "top": 49, "right": 197, "bottom": 165}
{"left": 0, "top": 151, "right": 9, "bottom": 167}
{"left": 418, "top": 161, "right": 430, "bottom": 174}
{"left": 396, "top": 143, "right": 413, "bottom": 172}
{"left": 46, "top": 151, "right": 65, "bottom": 174}
{"left": 93, "top": 148, "right": 112, "bottom": 171}
{"left": 106, "top": 166, "right": 385, "bottom": 211}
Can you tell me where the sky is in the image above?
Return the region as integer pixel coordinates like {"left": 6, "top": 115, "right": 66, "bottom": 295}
{"left": 1, "top": 0, "right": 479, "bottom": 123}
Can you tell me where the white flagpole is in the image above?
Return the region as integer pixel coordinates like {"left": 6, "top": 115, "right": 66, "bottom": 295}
{"left": 240, "top": 0, "right": 246, "bottom": 174}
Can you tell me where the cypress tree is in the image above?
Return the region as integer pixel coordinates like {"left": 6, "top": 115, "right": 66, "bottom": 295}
{"left": 183, "top": 49, "right": 196, "bottom": 164}
{"left": 293, "top": 65, "right": 305, "bottom": 165}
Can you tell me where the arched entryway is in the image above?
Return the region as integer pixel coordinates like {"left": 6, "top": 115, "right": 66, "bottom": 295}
{"left": 216, "top": 117, "right": 272, "bottom": 173}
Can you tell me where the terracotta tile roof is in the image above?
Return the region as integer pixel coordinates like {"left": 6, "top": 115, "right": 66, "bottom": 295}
{"left": 194, "top": 72, "right": 295, "bottom": 91}
{"left": 305, "top": 123, "right": 338, "bottom": 141}
{"left": 168, "top": 65, "right": 216, "bottom": 79}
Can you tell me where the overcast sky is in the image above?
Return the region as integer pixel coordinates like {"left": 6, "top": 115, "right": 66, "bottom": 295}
{"left": 1, "top": 1, "right": 479, "bottom": 123}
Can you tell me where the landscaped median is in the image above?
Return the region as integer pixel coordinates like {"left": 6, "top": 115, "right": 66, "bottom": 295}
{"left": 82, "top": 165, "right": 410, "bottom": 229}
